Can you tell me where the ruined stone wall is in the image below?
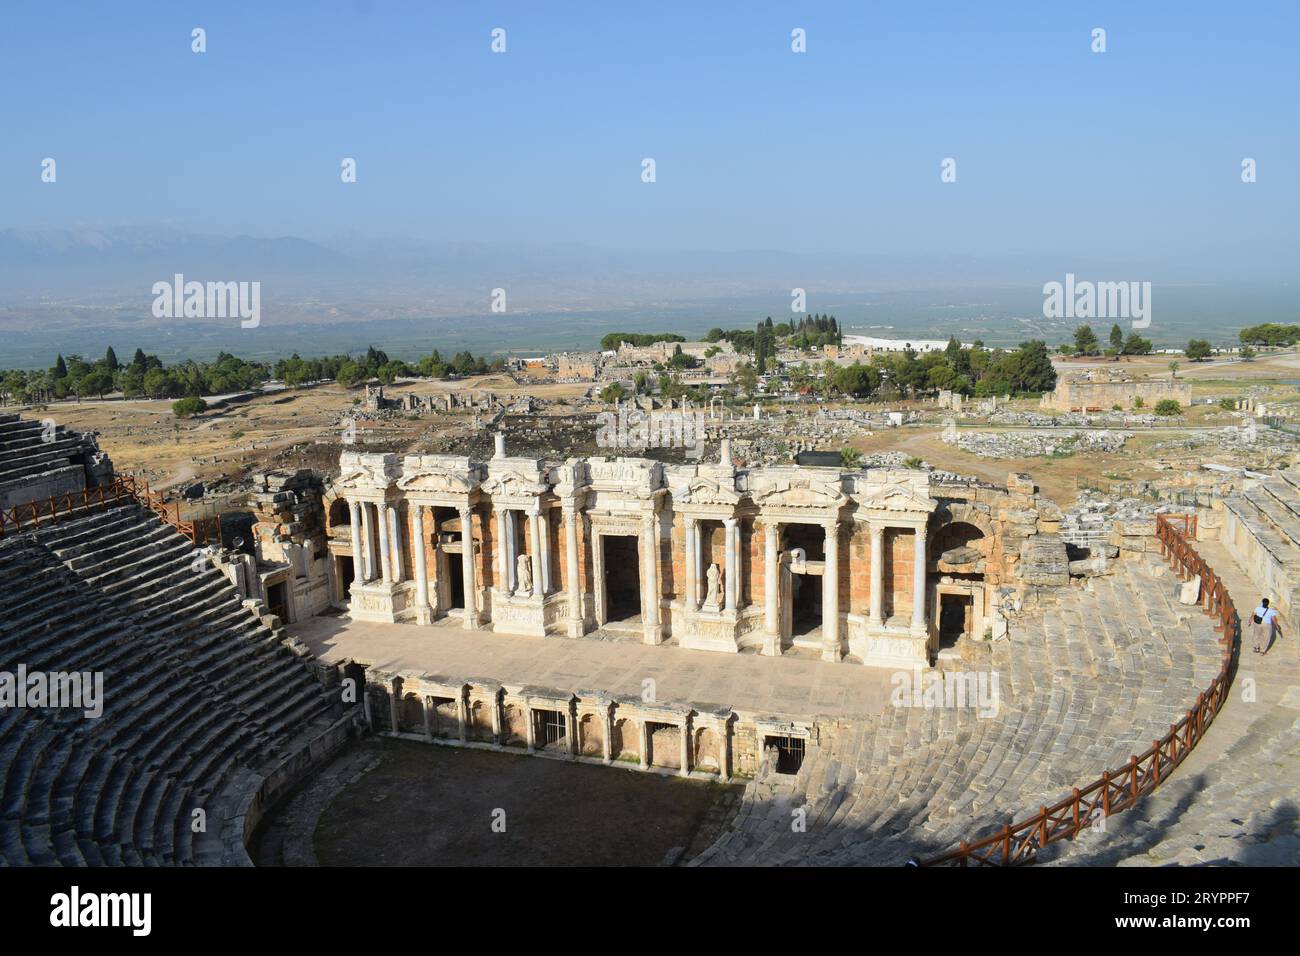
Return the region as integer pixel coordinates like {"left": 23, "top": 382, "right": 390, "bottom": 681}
{"left": 1044, "top": 377, "right": 1191, "bottom": 412}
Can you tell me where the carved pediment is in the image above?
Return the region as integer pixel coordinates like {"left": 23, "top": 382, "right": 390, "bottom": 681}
{"left": 480, "top": 471, "right": 548, "bottom": 497}
{"left": 857, "top": 470, "right": 937, "bottom": 514}
{"left": 338, "top": 451, "right": 401, "bottom": 489}
{"left": 396, "top": 469, "right": 475, "bottom": 494}
{"left": 873, "top": 486, "right": 936, "bottom": 513}
{"left": 676, "top": 476, "right": 741, "bottom": 506}
{"left": 336, "top": 468, "right": 369, "bottom": 489}
{"left": 753, "top": 477, "right": 844, "bottom": 509}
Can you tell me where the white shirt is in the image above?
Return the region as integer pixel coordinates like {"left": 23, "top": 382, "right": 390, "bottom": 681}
{"left": 1254, "top": 605, "right": 1278, "bottom": 627}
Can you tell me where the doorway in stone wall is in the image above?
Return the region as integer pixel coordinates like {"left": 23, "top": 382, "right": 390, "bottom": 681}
{"left": 335, "top": 554, "right": 354, "bottom": 603}
{"left": 938, "top": 592, "right": 973, "bottom": 650}
{"left": 602, "top": 535, "right": 641, "bottom": 623}
{"left": 267, "top": 580, "right": 289, "bottom": 622}
{"left": 790, "top": 571, "right": 822, "bottom": 638}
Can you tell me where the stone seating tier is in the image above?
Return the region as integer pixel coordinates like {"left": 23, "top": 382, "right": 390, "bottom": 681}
{"left": 692, "top": 557, "right": 1223, "bottom": 866}
{"left": 0, "top": 501, "right": 346, "bottom": 866}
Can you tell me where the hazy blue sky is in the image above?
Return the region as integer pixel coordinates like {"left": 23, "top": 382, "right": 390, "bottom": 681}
{"left": 4, "top": 1, "right": 1298, "bottom": 273}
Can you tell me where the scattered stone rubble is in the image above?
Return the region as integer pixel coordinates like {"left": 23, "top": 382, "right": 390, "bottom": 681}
{"left": 944, "top": 428, "right": 1130, "bottom": 459}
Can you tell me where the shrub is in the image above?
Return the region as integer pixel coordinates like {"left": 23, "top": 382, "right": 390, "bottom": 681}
{"left": 172, "top": 396, "right": 207, "bottom": 418}
{"left": 1154, "top": 399, "right": 1182, "bottom": 417}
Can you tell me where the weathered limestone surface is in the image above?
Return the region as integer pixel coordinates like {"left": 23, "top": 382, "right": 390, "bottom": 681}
{"left": 329, "top": 447, "right": 1062, "bottom": 670}
{"left": 0, "top": 413, "right": 113, "bottom": 510}
{"left": 1049, "top": 538, "right": 1299, "bottom": 866}
{"left": 1017, "top": 534, "right": 1069, "bottom": 587}
{"left": 1220, "top": 469, "right": 1300, "bottom": 623}
{"left": 690, "top": 556, "right": 1224, "bottom": 866}
{"left": 0, "top": 500, "right": 360, "bottom": 867}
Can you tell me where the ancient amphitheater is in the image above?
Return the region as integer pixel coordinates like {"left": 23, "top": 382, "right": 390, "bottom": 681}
{"left": 1, "top": 411, "right": 1295, "bottom": 867}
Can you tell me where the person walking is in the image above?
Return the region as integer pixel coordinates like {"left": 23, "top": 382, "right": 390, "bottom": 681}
{"left": 1251, "top": 598, "right": 1278, "bottom": 655}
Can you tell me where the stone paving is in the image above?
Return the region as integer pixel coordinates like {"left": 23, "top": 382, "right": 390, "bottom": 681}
{"left": 1047, "top": 537, "right": 1300, "bottom": 866}
{"left": 290, "top": 615, "right": 896, "bottom": 719}
{"left": 690, "top": 554, "right": 1226, "bottom": 866}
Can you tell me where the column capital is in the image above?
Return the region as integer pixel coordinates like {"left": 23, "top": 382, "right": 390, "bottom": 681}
{"left": 823, "top": 517, "right": 841, "bottom": 536}
{"left": 722, "top": 515, "right": 738, "bottom": 529}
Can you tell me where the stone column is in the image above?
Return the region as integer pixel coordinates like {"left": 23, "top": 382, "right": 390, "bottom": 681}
{"left": 822, "top": 518, "right": 841, "bottom": 662}
{"left": 539, "top": 508, "right": 552, "bottom": 595}
{"left": 718, "top": 723, "right": 730, "bottom": 780}
{"left": 387, "top": 506, "right": 404, "bottom": 582}
{"left": 528, "top": 508, "right": 544, "bottom": 599}
{"left": 456, "top": 691, "right": 468, "bottom": 743}
{"left": 763, "top": 518, "right": 779, "bottom": 652}
{"left": 490, "top": 691, "right": 502, "bottom": 744}
{"left": 564, "top": 506, "right": 583, "bottom": 636}
{"left": 638, "top": 720, "right": 650, "bottom": 770}
{"left": 912, "top": 525, "right": 928, "bottom": 634}
{"left": 525, "top": 704, "right": 536, "bottom": 752}
{"left": 723, "top": 517, "right": 738, "bottom": 613}
{"left": 493, "top": 507, "right": 506, "bottom": 593}
{"left": 359, "top": 502, "right": 373, "bottom": 581}
{"left": 679, "top": 719, "right": 690, "bottom": 778}
{"left": 388, "top": 682, "right": 401, "bottom": 733}
{"left": 377, "top": 502, "right": 393, "bottom": 584}
{"left": 869, "top": 522, "right": 885, "bottom": 627}
{"left": 641, "top": 511, "right": 661, "bottom": 643}
{"left": 348, "top": 501, "right": 363, "bottom": 594}
{"left": 412, "top": 505, "right": 430, "bottom": 620}
{"left": 567, "top": 704, "right": 578, "bottom": 756}
{"left": 459, "top": 507, "right": 478, "bottom": 629}
{"left": 422, "top": 696, "right": 434, "bottom": 741}
{"left": 684, "top": 517, "right": 698, "bottom": 612}
{"left": 603, "top": 708, "right": 614, "bottom": 764}
{"left": 504, "top": 509, "right": 517, "bottom": 593}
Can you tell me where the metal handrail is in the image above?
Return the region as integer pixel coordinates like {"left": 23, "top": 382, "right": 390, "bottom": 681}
{"left": 920, "top": 512, "right": 1236, "bottom": 865}
{"left": 0, "top": 474, "right": 221, "bottom": 547}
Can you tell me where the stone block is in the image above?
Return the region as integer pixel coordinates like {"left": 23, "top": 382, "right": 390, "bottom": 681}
{"left": 1017, "top": 534, "right": 1069, "bottom": 587}
{"left": 1007, "top": 473, "right": 1035, "bottom": 495}
{"left": 1113, "top": 517, "right": 1156, "bottom": 538}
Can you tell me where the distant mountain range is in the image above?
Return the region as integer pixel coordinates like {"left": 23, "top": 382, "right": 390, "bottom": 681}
{"left": 0, "top": 226, "right": 1226, "bottom": 307}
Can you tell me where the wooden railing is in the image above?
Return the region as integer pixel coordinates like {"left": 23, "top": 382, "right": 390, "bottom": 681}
{"left": 920, "top": 512, "right": 1237, "bottom": 865}
{"left": 0, "top": 474, "right": 221, "bottom": 547}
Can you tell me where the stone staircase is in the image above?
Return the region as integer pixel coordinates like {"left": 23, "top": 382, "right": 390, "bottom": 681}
{"left": 692, "top": 555, "right": 1223, "bottom": 866}
{"left": 1047, "top": 536, "right": 1300, "bottom": 866}
{"left": 0, "top": 500, "right": 350, "bottom": 866}
{"left": 1222, "top": 470, "right": 1300, "bottom": 616}
{"left": 0, "top": 413, "right": 106, "bottom": 506}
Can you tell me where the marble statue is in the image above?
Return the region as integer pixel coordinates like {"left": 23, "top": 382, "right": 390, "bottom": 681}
{"left": 705, "top": 562, "right": 721, "bottom": 608}
{"left": 516, "top": 552, "right": 533, "bottom": 596}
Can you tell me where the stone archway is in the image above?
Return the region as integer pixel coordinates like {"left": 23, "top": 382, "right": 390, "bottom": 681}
{"left": 928, "top": 513, "right": 991, "bottom": 654}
